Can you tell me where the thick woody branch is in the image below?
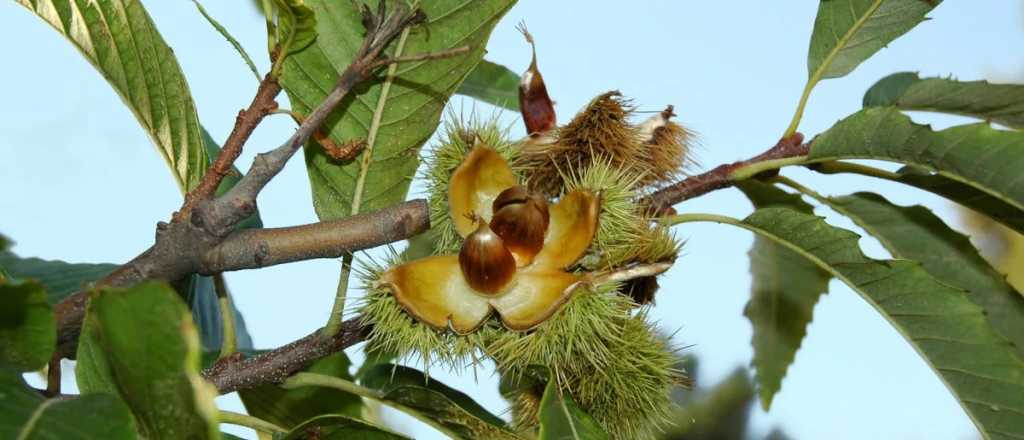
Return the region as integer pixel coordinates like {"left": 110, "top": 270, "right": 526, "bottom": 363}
{"left": 52, "top": 4, "right": 435, "bottom": 359}
{"left": 645, "top": 133, "right": 810, "bottom": 215}
{"left": 204, "top": 317, "right": 368, "bottom": 394}
{"left": 202, "top": 200, "right": 428, "bottom": 273}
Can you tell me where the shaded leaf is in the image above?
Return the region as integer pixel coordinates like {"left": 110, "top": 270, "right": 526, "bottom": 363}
{"left": 823, "top": 192, "right": 1024, "bottom": 359}
{"left": 75, "top": 282, "right": 219, "bottom": 440}
{"left": 537, "top": 378, "right": 609, "bottom": 440}
{"left": 457, "top": 59, "right": 520, "bottom": 110}
{"left": 360, "top": 364, "right": 515, "bottom": 439}
{"left": 280, "top": 414, "right": 410, "bottom": 440}
{"left": 0, "top": 249, "right": 253, "bottom": 352}
{"left": 809, "top": 107, "right": 1024, "bottom": 217}
{"left": 15, "top": 0, "right": 209, "bottom": 191}
{"left": 274, "top": 0, "right": 318, "bottom": 55}
{"left": 736, "top": 182, "right": 830, "bottom": 409}
{"left": 240, "top": 352, "right": 362, "bottom": 429}
{"left": 864, "top": 72, "right": 1024, "bottom": 129}
{"left": 279, "top": 0, "right": 516, "bottom": 220}
{"left": 697, "top": 207, "right": 1024, "bottom": 440}
{"left": 0, "top": 279, "right": 55, "bottom": 372}
{"left": 665, "top": 368, "right": 755, "bottom": 440}
{"left": 886, "top": 166, "right": 1024, "bottom": 236}
{"left": 0, "top": 253, "right": 116, "bottom": 305}
{"left": 0, "top": 367, "right": 137, "bottom": 440}
{"left": 807, "top": 0, "right": 941, "bottom": 80}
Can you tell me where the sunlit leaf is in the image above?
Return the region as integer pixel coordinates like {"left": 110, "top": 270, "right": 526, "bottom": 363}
{"left": 240, "top": 352, "right": 362, "bottom": 429}
{"left": 807, "top": 0, "right": 941, "bottom": 81}
{"left": 15, "top": 0, "right": 209, "bottom": 191}
{"left": 809, "top": 108, "right": 1024, "bottom": 218}
{"left": 280, "top": 0, "right": 516, "bottom": 220}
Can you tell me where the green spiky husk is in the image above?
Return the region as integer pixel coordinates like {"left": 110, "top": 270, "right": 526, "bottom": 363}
{"left": 502, "top": 310, "right": 687, "bottom": 440}
{"left": 480, "top": 282, "right": 635, "bottom": 380}
{"left": 424, "top": 116, "right": 520, "bottom": 255}
{"left": 564, "top": 160, "right": 681, "bottom": 271}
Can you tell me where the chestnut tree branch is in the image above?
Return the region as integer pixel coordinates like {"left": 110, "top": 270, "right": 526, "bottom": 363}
{"left": 644, "top": 133, "right": 810, "bottom": 215}
{"left": 52, "top": 4, "right": 435, "bottom": 359}
{"left": 201, "top": 260, "right": 679, "bottom": 394}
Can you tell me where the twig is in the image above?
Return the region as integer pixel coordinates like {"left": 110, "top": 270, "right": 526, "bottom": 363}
{"left": 203, "top": 317, "right": 369, "bottom": 394}
{"left": 52, "top": 4, "right": 433, "bottom": 360}
{"left": 645, "top": 133, "right": 810, "bottom": 215}
{"left": 218, "top": 410, "right": 286, "bottom": 435}
{"left": 180, "top": 74, "right": 282, "bottom": 215}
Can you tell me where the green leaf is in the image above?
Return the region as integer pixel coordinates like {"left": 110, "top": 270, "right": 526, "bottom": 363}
{"left": 537, "top": 378, "right": 609, "bottom": 440}
{"left": 240, "top": 352, "right": 362, "bottom": 429}
{"left": 280, "top": 0, "right": 516, "bottom": 220}
{"left": 15, "top": 0, "right": 209, "bottom": 192}
{"left": 457, "top": 60, "right": 520, "bottom": 110}
{"left": 809, "top": 107, "right": 1024, "bottom": 217}
{"left": 807, "top": 0, "right": 941, "bottom": 81}
{"left": 884, "top": 166, "right": 1024, "bottom": 236}
{"left": 736, "top": 182, "right": 830, "bottom": 410}
{"left": 274, "top": 0, "right": 318, "bottom": 56}
{"left": 0, "top": 253, "right": 116, "bottom": 305}
{"left": 678, "top": 208, "right": 1024, "bottom": 440}
{"left": 864, "top": 72, "right": 1024, "bottom": 129}
{"left": 0, "top": 280, "right": 55, "bottom": 372}
{"left": 822, "top": 192, "right": 1024, "bottom": 359}
{"left": 0, "top": 249, "right": 253, "bottom": 352}
{"left": 280, "top": 414, "right": 410, "bottom": 440}
{"left": 75, "top": 282, "right": 220, "bottom": 440}
{"left": 359, "top": 364, "right": 515, "bottom": 440}
{"left": 0, "top": 367, "right": 137, "bottom": 440}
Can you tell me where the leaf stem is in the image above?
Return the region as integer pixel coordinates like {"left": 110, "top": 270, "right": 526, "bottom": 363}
{"left": 811, "top": 161, "right": 902, "bottom": 181}
{"left": 663, "top": 212, "right": 742, "bottom": 227}
{"left": 217, "top": 410, "right": 286, "bottom": 435}
{"left": 213, "top": 274, "right": 237, "bottom": 357}
{"left": 728, "top": 156, "right": 808, "bottom": 181}
{"left": 282, "top": 372, "right": 459, "bottom": 438}
{"left": 323, "top": 25, "right": 412, "bottom": 337}
{"left": 782, "top": 81, "right": 816, "bottom": 138}
{"left": 191, "top": 0, "right": 261, "bottom": 82}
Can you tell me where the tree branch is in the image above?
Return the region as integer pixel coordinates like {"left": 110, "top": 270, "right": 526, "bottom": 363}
{"left": 201, "top": 200, "right": 428, "bottom": 273}
{"left": 204, "top": 317, "right": 369, "bottom": 394}
{"left": 181, "top": 74, "right": 282, "bottom": 215}
{"left": 52, "top": 4, "right": 432, "bottom": 359}
{"left": 644, "top": 133, "right": 809, "bottom": 215}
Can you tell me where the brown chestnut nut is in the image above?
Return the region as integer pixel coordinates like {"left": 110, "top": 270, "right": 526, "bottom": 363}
{"left": 490, "top": 186, "right": 549, "bottom": 266}
{"left": 459, "top": 219, "right": 517, "bottom": 295}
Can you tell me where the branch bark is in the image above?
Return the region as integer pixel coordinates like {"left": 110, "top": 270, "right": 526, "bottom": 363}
{"left": 644, "top": 133, "right": 810, "bottom": 215}
{"left": 204, "top": 318, "right": 369, "bottom": 394}
{"left": 202, "top": 200, "right": 428, "bottom": 273}
{"left": 52, "top": 4, "right": 434, "bottom": 359}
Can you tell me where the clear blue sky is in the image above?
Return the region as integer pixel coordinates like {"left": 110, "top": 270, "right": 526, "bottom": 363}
{"left": 2, "top": 1, "right": 1021, "bottom": 439}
